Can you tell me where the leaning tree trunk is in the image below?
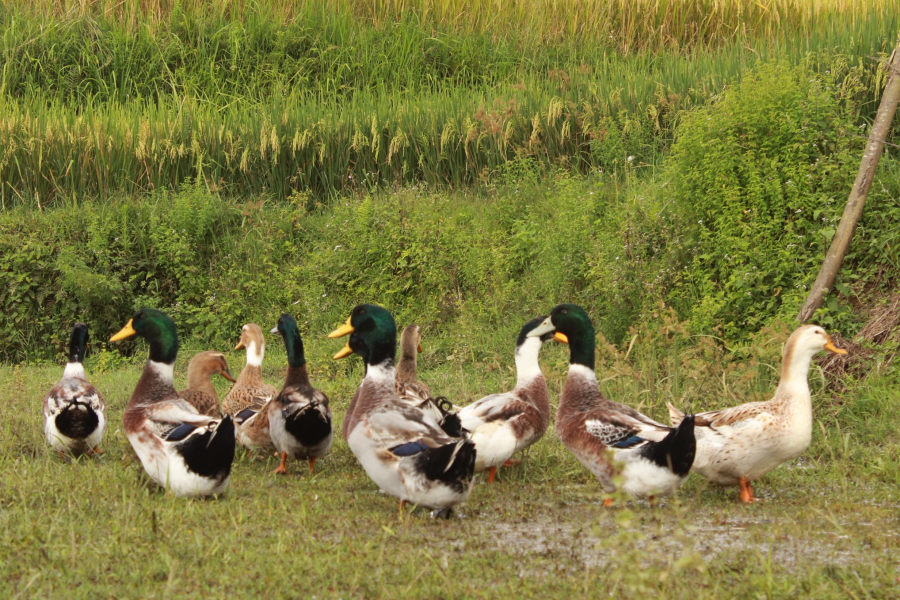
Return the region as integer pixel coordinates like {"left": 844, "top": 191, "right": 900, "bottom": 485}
{"left": 797, "top": 43, "right": 900, "bottom": 323}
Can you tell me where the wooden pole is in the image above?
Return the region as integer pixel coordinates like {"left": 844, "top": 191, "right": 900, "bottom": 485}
{"left": 797, "top": 43, "right": 900, "bottom": 323}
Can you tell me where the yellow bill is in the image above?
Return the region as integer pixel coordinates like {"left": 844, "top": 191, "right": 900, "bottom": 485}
{"left": 824, "top": 337, "right": 847, "bottom": 355}
{"left": 110, "top": 319, "right": 136, "bottom": 342}
{"left": 328, "top": 316, "right": 354, "bottom": 338}
{"left": 333, "top": 342, "right": 354, "bottom": 360}
{"left": 234, "top": 340, "right": 245, "bottom": 350}
{"left": 554, "top": 332, "right": 569, "bottom": 344}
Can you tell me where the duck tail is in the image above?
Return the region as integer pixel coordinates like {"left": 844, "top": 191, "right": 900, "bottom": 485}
{"left": 666, "top": 402, "right": 685, "bottom": 426}
{"left": 179, "top": 415, "right": 235, "bottom": 479}
{"left": 418, "top": 439, "right": 477, "bottom": 487}
{"left": 55, "top": 402, "right": 100, "bottom": 440}
{"left": 664, "top": 415, "right": 696, "bottom": 476}
{"left": 284, "top": 403, "right": 332, "bottom": 447}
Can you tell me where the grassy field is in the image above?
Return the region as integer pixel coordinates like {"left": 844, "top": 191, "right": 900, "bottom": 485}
{"left": 1, "top": 328, "right": 899, "bottom": 598}
{"left": 2, "top": 0, "right": 900, "bottom": 597}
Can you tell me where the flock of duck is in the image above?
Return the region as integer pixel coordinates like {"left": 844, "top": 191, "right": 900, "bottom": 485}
{"left": 42, "top": 302, "right": 847, "bottom": 514}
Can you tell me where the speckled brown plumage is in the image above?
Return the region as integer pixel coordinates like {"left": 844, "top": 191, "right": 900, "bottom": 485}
{"left": 178, "top": 351, "right": 235, "bottom": 417}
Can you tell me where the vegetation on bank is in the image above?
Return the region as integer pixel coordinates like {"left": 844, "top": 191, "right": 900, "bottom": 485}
{"left": 3, "top": 61, "right": 899, "bottom": 363}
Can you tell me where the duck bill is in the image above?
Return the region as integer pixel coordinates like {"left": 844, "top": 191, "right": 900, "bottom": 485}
{"left": 527, "top": 316, "right": 555, "bottom": 338}
{"left": 221, "top": 370, "right": 237, "bottom": 383}
{"left": 110, "top": 319, "right": 136, "bottom": 342}
{"left": 417, "top": 343, "right": 423, "bottom": 353}
{"left": 234, "top": 340, "right": 245, "bottom": 350}
{"left": 553, "top": 332, "right": 569, "bottom": 344}
{"left": 824, "top": 337, "right": 847, "bottom": 355}
{"left": 333, "top": 342, "right": 354, "bottom": 360}
{"left": 328, "top": 316, "right": 354, "bottom": 338}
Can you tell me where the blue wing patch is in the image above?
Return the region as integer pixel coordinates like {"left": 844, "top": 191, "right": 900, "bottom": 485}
{"left": 162, "top": 423, "right": 198, "bottom": 442}
{"left": 389, "top": 440, "right": 430, "bottom": 456}
{"left": 235, "top": 407, "right": 257, "bottom": 423}
{"left": 611, "top": 435, "right": 646, "bottom": 449}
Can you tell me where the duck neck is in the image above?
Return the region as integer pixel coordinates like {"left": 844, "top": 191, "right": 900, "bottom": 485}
{"left": 245, "top": 341, "right": 265, "bottom": 367}
{"left": 62, "top": 362, "right": 86, "bottom": 379}
{"left": 514, "top": 338, "right": 544, "bottom": 388}
{"left": 396, "top": 346, "right": 418, "bottom": 382}
{"left": 186, "top": 365, "right": 218, "bottom": 399}
{"left": 777, "top": 341, "right": 816, "bottom": 398}
{"left": 567, "top": 334, "right": 596, "bottom": 373}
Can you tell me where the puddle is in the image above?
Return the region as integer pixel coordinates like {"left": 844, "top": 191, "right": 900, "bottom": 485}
{"left": 482, "top": 512, "right": 900, "bottom": 573}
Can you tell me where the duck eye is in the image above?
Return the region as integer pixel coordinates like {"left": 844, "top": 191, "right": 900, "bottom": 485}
{"left": 560, "top": 308, "right": 568, "bottom": 314}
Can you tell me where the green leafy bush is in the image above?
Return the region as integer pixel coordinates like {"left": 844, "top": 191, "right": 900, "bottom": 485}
{"left": 665, "top": 60, "right": 868, "bottom": 338}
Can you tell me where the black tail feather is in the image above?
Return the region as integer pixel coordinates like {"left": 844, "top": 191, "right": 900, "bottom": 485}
{"left": 284, "top": 404, "right": 332, "bottom": 448}
{"left": 412, "top": 440, "right": 476, "bottom": 494}
{"left": 55, "top": 402, "right": 99, "bottom": 440}
{"left": 641, "top": 415, "right": 696, "bottom": 476}
{"left": 177, "top": 415, "right": 235, "bottom": 480}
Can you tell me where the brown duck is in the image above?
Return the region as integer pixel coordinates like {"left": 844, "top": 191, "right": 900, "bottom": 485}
{"left": 223, "top": 323, "right": 278, "bottom": 451}
{"left": 178, "top": 351, "right": 236, "bottom": 417}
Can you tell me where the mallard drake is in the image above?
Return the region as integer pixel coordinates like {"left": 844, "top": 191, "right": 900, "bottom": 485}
{"left": 341, "top": 324, "right": 462, "bottom": 440}
{"left": 667, "top": 324, "right": 847, "bottom": 503}
{"left": 222, "top": 324, "right": 278, "bottom": 451}
{"left": 111, "top": 308, "right": 235, "bottom": 497}
{"left": 43, "top": 322, "right": 106, "bottom": 457}
{"left": 330, "top": 304, "right": 476, "bottom": 514}
{"left": 458, "top": 317, "right": 553, "bottom": 483}
{"left": 530, "top": 304, "right": 696, "bottom": 500}
{"left": 178, "top": 351, "right": 236, "bottom": 417}
{"left": 268, "top": 313, "right": 333, "bottom": 475}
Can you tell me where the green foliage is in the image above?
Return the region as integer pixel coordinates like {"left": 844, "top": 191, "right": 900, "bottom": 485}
{"left": 664, "top": 60, "right": 871, "bottom": 338}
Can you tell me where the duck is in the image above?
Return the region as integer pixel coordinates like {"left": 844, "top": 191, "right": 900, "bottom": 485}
{"left": 178, "top": 351, "right": 236, "bottom": 417}
{"left": 222, "top": 324, "right": 278, "bottom": 452}
{"left": 667, "top": 324, "right": 847, "bottom": 503}
{"left": 396, "top": 324, "right": 464, "bottom": 438}
{"left": 43, "top": 322, "right": 107, "bottom": 457}
{"left": 329, "top": 304, "right": 476, "bottom": 515}
{"left": 111, "top": 308, "right": 235, "bottom": 497}
{"left": 457, "top": 317, "right": 553, "bottom": 483}
{"left": 268, "top": 313, "right": 333, "bottom": 475}
{"left": 341, "top": 323, "right": 462, "bottom": 440}
{"left": 529, "top": 304, "right": 696, "bottom": 500}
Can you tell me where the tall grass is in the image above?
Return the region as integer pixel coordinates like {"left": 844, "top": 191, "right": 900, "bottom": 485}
{"left": 1, "top": 49, "right": 891, "bottom": 205}
{"left": 9, "top": 0, "right": 896, "bottom": 53}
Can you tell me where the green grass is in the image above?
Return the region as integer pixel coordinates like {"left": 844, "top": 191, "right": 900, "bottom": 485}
{"left": 1, "top": 332, "right": 899, "bottom": 598}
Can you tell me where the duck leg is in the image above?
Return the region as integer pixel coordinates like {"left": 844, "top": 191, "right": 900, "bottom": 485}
{"left": 738, "top": 477, "right": 757, "bottom": 503}
{"left": 488, "top": 466, "right": 497, "bottom": 484}
{"left": 274, "top": 452, "right": 289, "bottom": 475}
{"left": 308, "top": 458, "right": 316, "bottom": 475}
{"left": 503, "top": 459, "right": 520, "bottom": 467}
{"left": 88, "top": 446, "right": 104, "bottom": 456}
{"left": 398, "top": 499, "right": 407, "bottom": 514}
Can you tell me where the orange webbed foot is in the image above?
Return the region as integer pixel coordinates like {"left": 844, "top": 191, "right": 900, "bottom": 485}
{"left": 738, "top": 477, "right": 758, "bottom": 503}
{"left": 274, "top": 452, "right": 289, "bottom": 475}
{"left": 503, "top": 459, "right": 521, "bottom": 467}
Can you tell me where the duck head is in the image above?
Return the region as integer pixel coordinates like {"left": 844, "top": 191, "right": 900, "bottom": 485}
{"left": 187, "top": 351, "right": 236, "bottom": 384}
{"left": 781, "top": 324, "right": 847, "bottom": 383}
{"left": 528, "top": 303, "right": 596, "bottom": 369}
{"left": 110, "top": 308, "right": 179, "bottom": 365}
{"left": 235, "top": 323, "right": 266, "bottom": 367}
{"left": 68, "top": 322, "right": 89, "bottom": 365}
{"left": 329, "top": 304, "right": 397, "bottom": 367}
{"left": 270, "top": 313, "right": 306, "bottom": 368}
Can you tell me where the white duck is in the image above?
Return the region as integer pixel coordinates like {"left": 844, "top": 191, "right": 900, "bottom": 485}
{"left": 668, "top": 324, "right": 846, "bottom": 502}
{"left": 457, "top": 317, "right": 553, "bottom": 483}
